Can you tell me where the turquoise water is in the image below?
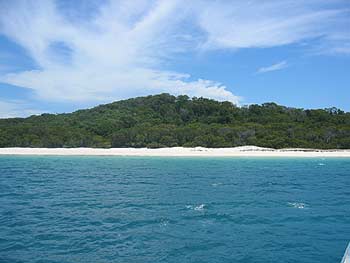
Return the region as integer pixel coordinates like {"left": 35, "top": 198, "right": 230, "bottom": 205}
{"left": 0, "top": 156, "right": 349, "bottom": 263}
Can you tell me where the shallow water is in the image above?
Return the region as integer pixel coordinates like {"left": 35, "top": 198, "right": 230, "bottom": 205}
{"left": 0, "top": 156, "right": 349, "bottom": 263}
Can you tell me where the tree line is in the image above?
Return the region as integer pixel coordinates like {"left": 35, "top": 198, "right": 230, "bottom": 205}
{"left": 0, "top": 93, "right": 349, "bottom": 149}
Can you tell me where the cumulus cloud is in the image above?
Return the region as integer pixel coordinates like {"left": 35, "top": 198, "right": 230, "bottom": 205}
{"left": 257, "top": 61, "right": 288, "bottom": 74}
{"left": 0, "top": 0, "right": 349, "bottom": 112}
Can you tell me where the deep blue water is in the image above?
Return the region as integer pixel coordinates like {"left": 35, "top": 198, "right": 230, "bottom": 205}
{"left": 0, "top": 156, "right": 349, "bottom": 263}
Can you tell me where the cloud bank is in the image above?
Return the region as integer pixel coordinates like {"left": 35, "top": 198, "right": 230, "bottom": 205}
{"left": 0, "top": 0, "right": 349, "bottom": 113}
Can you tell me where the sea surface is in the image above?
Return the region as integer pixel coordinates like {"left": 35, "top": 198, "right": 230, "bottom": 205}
{"left": 0, "top": 156, "right": 349, "bottom": 263}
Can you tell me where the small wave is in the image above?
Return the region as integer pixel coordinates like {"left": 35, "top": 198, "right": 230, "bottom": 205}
{"left": 186, "top": 204, "right": 206, "bottom": 211}
{"left": 211, "top": 183, "right": 222, "bottom": 187}
{"left": 318, "top": 163, "right": 325, "bottom": 166}
{"left": 194, "top": 204, "right": 205, "bottom": 211}
{"left": 288, "top": 202, "right": 307, "bottom": 209}
{"left": 159, "top": 218, "right": 169, "bottom": 227}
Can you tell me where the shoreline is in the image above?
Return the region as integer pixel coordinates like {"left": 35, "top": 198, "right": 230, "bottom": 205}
{"left": 0, "top": 146, "right": 350, "bottom": 157}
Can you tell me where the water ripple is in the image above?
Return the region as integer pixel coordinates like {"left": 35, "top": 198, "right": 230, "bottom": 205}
{"left": 0, "top": 156, "right": 349, "bottom": 263}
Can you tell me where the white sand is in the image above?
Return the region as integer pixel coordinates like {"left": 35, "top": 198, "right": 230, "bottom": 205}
{"left": 0, "top": 146, "right": 350, "bottom": 157}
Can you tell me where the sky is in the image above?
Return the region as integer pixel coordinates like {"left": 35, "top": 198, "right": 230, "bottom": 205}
{"left": 0, "top": 0, "right": 349, "bottom": 118}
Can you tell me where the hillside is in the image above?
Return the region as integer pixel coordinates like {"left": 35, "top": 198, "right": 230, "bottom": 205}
{"left": 0, "top": 93, "right": 349, "bottom": 149}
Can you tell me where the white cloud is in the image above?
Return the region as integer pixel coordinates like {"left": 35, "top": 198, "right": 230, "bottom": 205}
{"left": 0, "top": 0, "right": 240, "bottom": 105}
{"left": 313, "top": 32, "right": 350, "bottom": 55}
{"left": 257, "top": 61, "right": 288, "bottom": 74}
{"left": 0, "top": 100, "right": 44, "bottom": 118}
{"left": 0, "top": 0, "right": 349, "bottom": 112}
{"left": 195, "top": 0, "right": 350, "bottom": 51}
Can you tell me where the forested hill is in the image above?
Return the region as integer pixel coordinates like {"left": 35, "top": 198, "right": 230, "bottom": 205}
{"left": 0, "top": 93, "right": 349, "bottom": 149}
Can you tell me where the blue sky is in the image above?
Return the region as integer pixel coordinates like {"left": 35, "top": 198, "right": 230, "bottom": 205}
{"left": 0, "top": 0, "right": 349, "bottom": 117}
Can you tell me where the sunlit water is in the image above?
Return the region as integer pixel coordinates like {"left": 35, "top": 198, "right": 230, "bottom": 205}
{"left": 0, "top": 156, "right": 349, "bottom": 263}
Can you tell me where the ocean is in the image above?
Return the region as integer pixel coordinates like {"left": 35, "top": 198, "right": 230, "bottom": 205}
{"left": 0, "top": 156, "right": 349, "bottom": 263}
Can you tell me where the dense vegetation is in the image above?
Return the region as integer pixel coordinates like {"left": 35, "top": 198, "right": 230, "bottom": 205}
{"left": 0, "top": 93, "right": 349, "bottom": 149}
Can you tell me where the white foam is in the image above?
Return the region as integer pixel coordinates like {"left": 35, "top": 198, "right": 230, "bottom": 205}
{"left": 159, "top": 219, "right": 169, "bottom": 227}
{"left": 194, "top": 204, "right": 205, "bottom": 211}
{"left": 288, "top": 202, "right": 307, "bottom": 209}
{"left": 186, "top": 204, "right": 206, "bottom": 211}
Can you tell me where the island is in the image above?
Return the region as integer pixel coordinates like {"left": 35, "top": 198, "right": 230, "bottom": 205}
{"left": 0, "top": 93, "right": 349, "bottom": 151}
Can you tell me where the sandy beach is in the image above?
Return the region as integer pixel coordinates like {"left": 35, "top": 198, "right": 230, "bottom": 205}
{"left": 0, "top": 146, "right": 350, "bottom": 157}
